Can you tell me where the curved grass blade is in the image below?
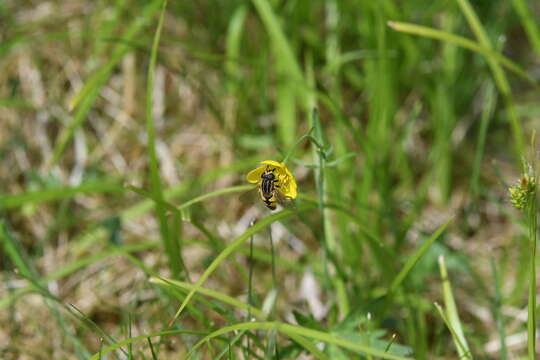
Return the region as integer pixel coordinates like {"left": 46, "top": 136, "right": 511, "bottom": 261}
{"left": 387, "top": 21, "right": 537, "bottom": 88}
{"left": 151, "top": 276, "right": 266, "bottom": 319}
{"left": 186, "top": 321, "right": 412, "bottom": 360}
{"left": 387, "top": 217, "right": 453, "bottom": 296}
{"left": 438, "top": 256, "right": 472, "bottom": 359}
{"left": 152, "top": 276, "right": 330, "bottom": 360}
{"left": 168, "top": 204, "right": 316, "bottom": 326}
{"left": 127, "top": 184, "right": 254, "bottom": 214}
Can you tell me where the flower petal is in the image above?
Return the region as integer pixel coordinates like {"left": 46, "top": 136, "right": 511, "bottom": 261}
{"left": 246, "top": 166, "right": 266, "bottom": 183}
{"left": 283, "top": 176, "right": 297, "bottom": 199}
{"left": 260, "top": 160, "right": 284, "bottom": 169}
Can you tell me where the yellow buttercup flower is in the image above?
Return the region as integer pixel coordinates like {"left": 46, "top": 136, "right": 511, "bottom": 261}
{"left": 247, "top": 160, "right": 297, "bottom": 201}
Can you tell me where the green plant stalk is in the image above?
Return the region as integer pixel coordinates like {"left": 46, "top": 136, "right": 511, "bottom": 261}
{"left": 311, "top": 109, "right": 349, "bottom": 319}
{"left": 438, "top": 256, "right": 471, "bottom": 359}
{"left": 528, "top": 193, "right": 537, "bottom": 359}
{"left": 145, "top": 0, "right": 182, "bottom": 279}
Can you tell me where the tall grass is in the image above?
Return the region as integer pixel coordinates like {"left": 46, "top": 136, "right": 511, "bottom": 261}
{"left": 1, "top": 0, "right": 539, "bottom": 358}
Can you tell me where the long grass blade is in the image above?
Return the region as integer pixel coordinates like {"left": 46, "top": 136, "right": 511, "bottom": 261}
{"left": 387, "top": 218, "right": 453, "bottom": 295}
{"left": 168, "top": 205, "right": 316, "bottom": 326}
{"left": 0, "top": 180, "right": 123, "bottom": 210}
{"left": 455, "top": 0, "right": 524, "bottom": 158}
{"left": 186, "top": 321, "right": 412, "bottom": 360}
{"left": 145, "top": 0, "right": 182, "bottom": 278}
{"left": 438, "top": 256, "right": 472, "bottom": 359}
{"left": 387, "top": 21, "right": 537, "bottom": 88}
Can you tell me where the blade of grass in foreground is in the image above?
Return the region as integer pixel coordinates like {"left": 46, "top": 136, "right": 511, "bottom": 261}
{"left": 153, "top": 276, "right": 329, "bottom": 359}
{"left": 87, "top": 329, "right": 209, "bottom": 360}
{"left": 0, "top": 223, "right": 91, "bottom": 358}
{"left": 145, "top": 0, "right": 182, "bottom": 279}
{"left": 185, "top": 321, "right": 412, "bottom": 360}
{"left": 437, "top": 256, "right": 471, "bottom": 359}
{"left": 168, "top": 205, "right": 316, "bottom": 326}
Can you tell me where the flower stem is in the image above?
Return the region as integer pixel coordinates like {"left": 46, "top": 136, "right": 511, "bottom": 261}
{"left": 528, "top": 192, "right": 538, "bottom": 359}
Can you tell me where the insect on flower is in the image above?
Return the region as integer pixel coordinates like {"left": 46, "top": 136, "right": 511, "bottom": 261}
{"left": 246, "top": 160, "right": 297, "bottom": 210}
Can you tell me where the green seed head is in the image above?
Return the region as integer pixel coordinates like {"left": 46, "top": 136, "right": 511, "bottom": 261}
{"left": 509, "top": 173, "right": 537, "bottom": 211}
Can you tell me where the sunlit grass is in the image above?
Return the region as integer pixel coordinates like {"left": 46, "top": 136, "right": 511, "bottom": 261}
{"left": 1, "top": 0, "right": 539, "bottom": 358}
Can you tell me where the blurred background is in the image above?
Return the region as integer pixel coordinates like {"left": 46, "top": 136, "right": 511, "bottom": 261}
{"left": 1, "top": 0, "right": 539, "bottom": 358}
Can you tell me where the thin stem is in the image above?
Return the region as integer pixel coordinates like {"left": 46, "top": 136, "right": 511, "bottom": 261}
{"left": 246, "top": 219, "right": 256, "bottom": 358}
{"left": 269, "top": 224, "right": 280, "bottom": 358}
{"left": 281, "top": 129, "right": 314, "bottom": 164}
{"left": 269, "top": 225, "right": 278, "bottom": 294}
{"left": 528, "top": 193, "right": 537, "bottom": 359}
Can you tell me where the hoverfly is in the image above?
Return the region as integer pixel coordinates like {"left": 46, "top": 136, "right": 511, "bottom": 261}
{"left": 259, "top": 166, "right": 280, "bottom": 210}
{"left": 246, "top": 160, "right": 297, "bottom": 211}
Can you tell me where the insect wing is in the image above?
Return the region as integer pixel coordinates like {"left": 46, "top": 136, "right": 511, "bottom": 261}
{"left": 238, "top": 184, "right": 260, "bottom": 206}
{"left": 274, "top": 190, "right": 296, "bottom": 210}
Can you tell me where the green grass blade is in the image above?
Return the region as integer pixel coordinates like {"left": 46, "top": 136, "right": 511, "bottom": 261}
{"left": 0, "top": 222, "right": 35, "bottom": 279}
{"left": 168, "top": 204, "right": 316, "bottom": 326}
{"left": 387, "top": 21, "right": 537, "bottom": 87}
{"left": 127, "top": 184, "right": 254, "bottom": 214}
{"left": 0, "top": 242, "right": 160, "bottom": 310}
{"left": 251, "top": 0, "right": 305, "bottom": 146}
{"left": 388, "top": 218, "right": 453, "bottom": 295}
{"left": 186, "top": 321, "right": 412, "bottom": 360}
{"left": 511, "top": 0, "right": 540, "bottom": 59}
{"left": 438, "top": 256, "right": 471, "bottom": 359}
{"left": 145, "top": 0, "right": 182, "bottom": 279}
{"left": 288, "top": 333, "right": 330, "bottom": 360}
{"left": 455, "top": 0, "right": 524, "bottom": 158}
{"left": 0, "top": 223, "right": 90, "bottom": 358}
{"left": 48, "top": 0, "right": 163, "bottom": 167}
{"left": 434, "top": 302, "right": 472, "bottom": 359}
{"left": 470, "top": 81, "right": 497, "bottom": 197}
{"left": 225, "top": 5, "right": 247, "bottom": 89}
{"left": 87, "top": 329, "right": 209, "bottom": 360}
{"left": 150, "top": 276, "right": 266, "bottom": 319}
{"left": 0, "top": 180, "right": 123, "bottom": 210}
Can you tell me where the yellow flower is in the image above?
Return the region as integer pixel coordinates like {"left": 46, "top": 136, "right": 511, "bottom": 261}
{"left": 246, "top": 160, "right": 297, "bottom": 199}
